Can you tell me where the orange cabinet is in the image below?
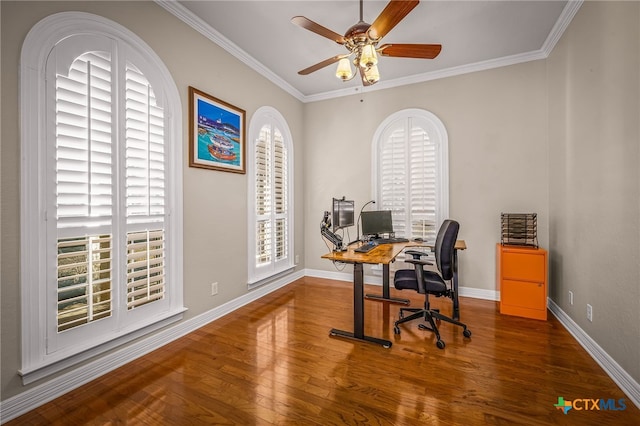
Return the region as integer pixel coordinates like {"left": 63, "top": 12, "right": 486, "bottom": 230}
{"left": 497, "top": 244, "right": 548, "bottom": 320}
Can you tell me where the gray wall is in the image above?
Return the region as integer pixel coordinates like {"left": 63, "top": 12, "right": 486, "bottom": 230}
{"left": 547, "top": 1, "right": 640, "bottom": 382}
{"left": 1, "top": 1, "right": 305, "bottom": 400}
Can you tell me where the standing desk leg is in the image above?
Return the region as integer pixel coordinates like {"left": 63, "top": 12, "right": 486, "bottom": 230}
{"left": 330, "top": 263, "right": 392, "bottom": 348}
{"left": 452, "top": 249, "right": 460, "bottom": 320}
{"left": 365, "top": 263, "right": 410, "bottom": 305}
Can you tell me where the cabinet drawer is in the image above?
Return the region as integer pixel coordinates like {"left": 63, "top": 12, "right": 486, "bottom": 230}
{"left": 502, "top": 251, "right": 545, "bottom": 282}
{"left": 501, "top": 279, "right": 546, "bottom": 310}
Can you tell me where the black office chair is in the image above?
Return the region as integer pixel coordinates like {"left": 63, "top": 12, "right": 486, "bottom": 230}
{"left": 393, "top": 219, "right": 471, "bottom": 349}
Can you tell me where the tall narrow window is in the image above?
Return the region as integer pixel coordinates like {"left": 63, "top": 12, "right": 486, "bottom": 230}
{"left": 248, "top": 107, "right": 294, "bottom": 287}
{"left": 20, "top": 13, "right": 184, "bottom": 382}
{"left": 373, "top": 109, "right": 449, "bottom": 243}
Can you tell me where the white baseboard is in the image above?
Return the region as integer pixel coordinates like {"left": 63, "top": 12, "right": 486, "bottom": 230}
{"left": 548, "top": 299, "right": 640, "bottom": 410}
{"left": 304, "top": 268, "right": 500, "bottom": 301}
{"left": 0, "top": 270, "right": 305, "bottom": 424}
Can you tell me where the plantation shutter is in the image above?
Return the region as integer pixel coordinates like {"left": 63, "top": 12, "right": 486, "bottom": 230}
{"left": 255, "top": 125, "right": 272, "bottom": 266}
{"left": 125, "top": 62, "right": 165, "bottom": 223}
{"left": 55, "top": 51, "right": 114, "bottom": 330}
{"left": 126, "top": 229, "right": 165, "bottom": 309}
{"left": 124, "top": 62, "right": 166, "bottom": 309}
{"left": 408, "top": 124, "right": 437, "bottom": 241}
{"left": 55, "top": 51, "right": 168, "bottom": 327}
{"left": 57, "top": 235, "right": 112, "bottom": 331}
{"left": 56, "top": 51, "right": 113, "bottom": 229}
{"left": 273, "top": 129, "right": 287, "bottom": 261}
{"left": 379, "top": 126, "right": 408, "bottom": 236}
{"left": 247, "top": 107, "right": 293, "bottom": 285}
{"left": 378, "top": 117, "right": 438, "bottom": 242}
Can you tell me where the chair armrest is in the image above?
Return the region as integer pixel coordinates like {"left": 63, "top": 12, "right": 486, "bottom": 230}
{"left": 405, "top": 250, "right": 430, "bottom": 258}
{"left": 405, "top": 258, "right": 433, "bottom": 267}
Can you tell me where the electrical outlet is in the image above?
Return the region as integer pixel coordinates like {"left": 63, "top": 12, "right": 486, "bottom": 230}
{"left": 569, "top": 291, "right": 574, "bottom": 305}
{"left": 587, "top": 304, "right": 593, "bottom": 322}
{"left": 295, "top": 254, "right": 299, "bottom": 264}
{"left": 211, "top": 282, "right": 218, "bottom": 296}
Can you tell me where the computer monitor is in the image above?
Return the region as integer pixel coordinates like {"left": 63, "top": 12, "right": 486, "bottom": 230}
{"left": 332, "top": 198, "right": 354, "bottom": 231}
{"left": 361, "top": 210, "right": 394, "bottom": 237}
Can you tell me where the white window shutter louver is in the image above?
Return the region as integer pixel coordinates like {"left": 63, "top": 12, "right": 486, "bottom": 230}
{"left": 54, "top": 51, "right": 168, "bottom": 332}
{"left": 378, "top": 117, "right": 440, "bottom": 243}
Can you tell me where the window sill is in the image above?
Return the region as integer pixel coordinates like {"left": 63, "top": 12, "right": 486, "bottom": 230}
{"left": 248, "top": 266, "right": 295, "bottom": 290}
{"left": 19, "top": 308, "right": 186, "bottom": 385}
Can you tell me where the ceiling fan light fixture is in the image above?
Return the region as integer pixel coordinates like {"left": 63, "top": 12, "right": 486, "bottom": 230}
{"left": 293, "top": 0, "right": 438, "bottom": 87}
{"left": 335, "top": 58, "right": 353, "bottom": 80}
{"left": 364, "top": 64, "right": 380, "bottom": 84}
{"left": 359, "top": 43, "right": 378, "bottom": 68}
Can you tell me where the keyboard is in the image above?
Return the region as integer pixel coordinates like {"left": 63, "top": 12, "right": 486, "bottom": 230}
{"left": 373, "top": 237, "right": 410, "bottom": 244}
{"left": 354, "top": 242, "right": 378, "bottom": 253}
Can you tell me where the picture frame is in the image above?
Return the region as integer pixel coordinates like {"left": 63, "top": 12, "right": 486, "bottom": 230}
{"left": 188, "top": 86, "right": 246, "bottom": 174}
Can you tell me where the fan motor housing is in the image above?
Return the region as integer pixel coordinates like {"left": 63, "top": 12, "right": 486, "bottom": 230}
{"left": 344, "top": 21, "right": 371, "bottom": 45}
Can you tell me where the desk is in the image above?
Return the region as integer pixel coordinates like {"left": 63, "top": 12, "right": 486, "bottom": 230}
{"left": 321, "top": 239, "right": 467, "bottom": 347}
{"left": 322, "top": 241, "right": 412, "bottom": 348}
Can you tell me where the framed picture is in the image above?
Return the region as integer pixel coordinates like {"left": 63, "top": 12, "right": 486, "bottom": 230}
{"left": 188, "top": 86, "right": 246, "bottom": 173}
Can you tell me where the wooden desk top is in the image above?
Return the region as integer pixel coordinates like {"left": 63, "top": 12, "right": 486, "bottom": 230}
{"left": 454, "top": 240, "right": 467, "bottom": 250}
{"left": 321, "top": 241, "right": 413, "bottom": 265}
{"left": 321, "top": 240, "right": 466, "bottom": 265}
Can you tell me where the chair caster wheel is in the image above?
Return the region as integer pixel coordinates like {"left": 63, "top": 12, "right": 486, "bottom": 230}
{"left": 393, "top": 326, "right": 401, "bottom": 335}
{"left": 463, "top": 329, "right": 472, "bottom": 338}
{"left": 436, "top": 340, "right": 445, "bottom": 349}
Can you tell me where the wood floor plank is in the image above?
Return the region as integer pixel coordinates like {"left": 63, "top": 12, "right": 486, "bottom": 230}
{"left": 6, "top": 276, "right": 638, "bottom": 425}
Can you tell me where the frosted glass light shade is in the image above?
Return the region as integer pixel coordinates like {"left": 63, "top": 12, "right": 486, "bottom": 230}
{"left": 335, "top": 58, "right": 353, "bottom": 80}
{"left": 359, "top": 44, "right": 378, "bottom": 68}
{"left": 364, "top": 64, "right": 380, "bottom": 83}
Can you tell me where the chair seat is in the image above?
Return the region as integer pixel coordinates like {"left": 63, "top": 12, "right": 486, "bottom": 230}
{"left": 394, "top": 269, "right": 447, "bottom": 294}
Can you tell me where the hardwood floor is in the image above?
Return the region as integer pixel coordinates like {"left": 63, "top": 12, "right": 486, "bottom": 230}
{"left": 7, "top": 277, "right": 638, "bottom": 425}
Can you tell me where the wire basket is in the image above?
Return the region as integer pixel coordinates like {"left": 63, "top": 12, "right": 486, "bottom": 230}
{"left": 501, "top": 213, "right": 538, "bottom": 248}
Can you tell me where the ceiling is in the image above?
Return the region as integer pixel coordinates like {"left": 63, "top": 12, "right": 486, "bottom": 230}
{"left": 162, "top": 1, "right": 578, "bottom": 102}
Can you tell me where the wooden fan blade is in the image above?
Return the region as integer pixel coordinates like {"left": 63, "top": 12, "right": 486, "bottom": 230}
{"left": 298, "top": 55, "right": 349, "bottom": 75}
{"left": 368, "top": 0, "right": 419, "bottom": 40}
{"left": 291, "top": 16, "right": 346, "bottom": 45}
{"left": 378, "top": 43, "right": 442, "bottom": 59}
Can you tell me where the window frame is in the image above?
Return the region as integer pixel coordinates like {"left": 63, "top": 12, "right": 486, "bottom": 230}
{"left": 247, "top": 106, "right": 294, "bottom": 287}
{"left": 372, "top": 108, "right": 450, "bottom": 240}
{"left": 20, "top": 12, "right": 184, "bottom": 384}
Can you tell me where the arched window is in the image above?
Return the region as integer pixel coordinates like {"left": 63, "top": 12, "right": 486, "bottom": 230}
{"left": 373, "top": 109, "right": 449, "bottom": 242}
{"left": 247, "top": 107, "right": 294, "bottom": 287}
{"left": 20, "top": 12, "right": 184, "bottom": 383}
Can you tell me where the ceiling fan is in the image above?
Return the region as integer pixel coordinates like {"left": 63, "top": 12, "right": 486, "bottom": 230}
{"left": 292, "top": 0, "right": 441, "bottom": 86}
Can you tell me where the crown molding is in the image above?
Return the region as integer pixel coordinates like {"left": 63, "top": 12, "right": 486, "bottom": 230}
{"left": 303, "top": 49, "right": 549, "bottom": 103}
{"left": 156, "top": 0, "right": 582, "bottom": 104}
{"left": 154, "top": 0, "right": 306, "bottom": 102}
{"left": 541, "top": 0, "right": 583, "bottom": 56}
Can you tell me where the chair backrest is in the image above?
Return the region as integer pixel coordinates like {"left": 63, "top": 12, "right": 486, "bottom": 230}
{"left": 434, "top": 219, "right": 460, "bottom": 280}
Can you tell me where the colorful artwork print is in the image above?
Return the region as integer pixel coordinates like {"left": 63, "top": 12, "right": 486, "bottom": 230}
{"left": 189, "top": 87, "right": 245, "bottom": 173}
